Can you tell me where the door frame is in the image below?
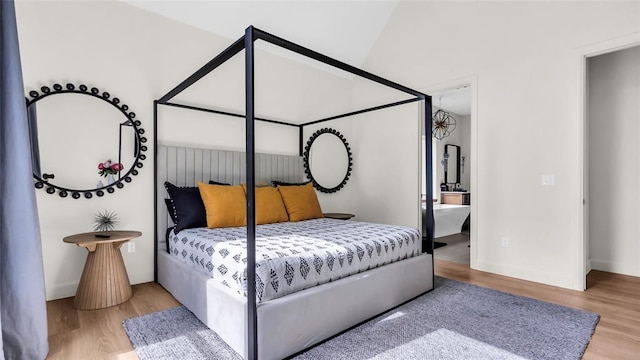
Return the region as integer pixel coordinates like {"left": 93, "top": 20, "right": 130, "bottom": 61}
{"left": 423, "top": 75, "right": 478, "bottom": 268}
{"left": 577, "top": 33, "right": 640, "bottom": 290}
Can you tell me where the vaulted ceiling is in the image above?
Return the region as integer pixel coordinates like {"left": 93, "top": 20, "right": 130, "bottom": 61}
{"left": 123, "top": 0, "right": 399, "bottom": 68}
{"left": 122, "top": 1, "right": 470, "bottom": 115}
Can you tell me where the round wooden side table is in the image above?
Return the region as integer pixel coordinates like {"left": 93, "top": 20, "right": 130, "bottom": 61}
{"left": 63, "top": 230, "right": 141, "bottom": 310}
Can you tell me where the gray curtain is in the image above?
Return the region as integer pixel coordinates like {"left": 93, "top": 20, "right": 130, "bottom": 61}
{"left": 0, "top": 1, "right": 49, "bottom": 359}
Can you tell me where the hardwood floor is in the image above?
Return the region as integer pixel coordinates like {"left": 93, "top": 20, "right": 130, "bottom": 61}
{"left": 434, "top": 232, "right": 470, "bottom": 264}
{"left": 46, "top": 263, "right": 640, "bottom": 359}
{"left": 46, "top": 282, "right": 180, "bottom": 360}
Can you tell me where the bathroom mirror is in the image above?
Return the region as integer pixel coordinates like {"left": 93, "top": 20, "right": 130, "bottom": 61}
{"left": 303, "top": 128, "right": 353, "bottom": 193}
{"left": 444, "top": 144, "right": 460, "bottom": 184}
{"left": 26, "top": 83, "right": 147, "bottom": 199}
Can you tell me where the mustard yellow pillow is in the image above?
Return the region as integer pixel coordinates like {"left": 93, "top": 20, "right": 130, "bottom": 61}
{"left": 277, "top": 183, "right": 324, "bottom": 222}
{"left": 197, "top": 182, "right": 246, "bottom": 228}
{"left": 241, "top": 185, "right": 289, "bottom": 225}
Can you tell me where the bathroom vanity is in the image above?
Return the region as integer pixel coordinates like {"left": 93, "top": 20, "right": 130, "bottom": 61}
{"left": 441, "top": 191, "right": 470, "bottom": 205}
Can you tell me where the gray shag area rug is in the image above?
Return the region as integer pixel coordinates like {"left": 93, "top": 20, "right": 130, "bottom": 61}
{"left": 123, "top": 277, "right": 599, "bottom": 360}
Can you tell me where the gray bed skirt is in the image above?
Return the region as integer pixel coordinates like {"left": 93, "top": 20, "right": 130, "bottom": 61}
{"left": 158, "top": 250, "right": 433, "bottom": 360}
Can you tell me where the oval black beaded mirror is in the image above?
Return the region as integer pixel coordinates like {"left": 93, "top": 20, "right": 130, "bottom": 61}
{"left": 303, "top": 128, "right": 353, "bottom": 194}
{"left": 26, "top": 83, "right": 147, "bottom": 199}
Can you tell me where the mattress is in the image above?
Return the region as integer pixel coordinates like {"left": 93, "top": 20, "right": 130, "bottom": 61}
{"left": 168, "top": 218, "right": 421, "bottom": 302}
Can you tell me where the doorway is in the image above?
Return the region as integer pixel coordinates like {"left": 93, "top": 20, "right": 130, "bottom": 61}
{"left": 424, "top": 79, "right": 476, "bottom": 267}
{"left": 584, "top": 45, "right": 640, "bottom": 283}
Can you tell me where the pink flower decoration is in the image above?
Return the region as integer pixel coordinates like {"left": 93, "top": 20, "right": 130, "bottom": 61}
{"left": 97, "top": 159, "right": 123, "bottom": 177}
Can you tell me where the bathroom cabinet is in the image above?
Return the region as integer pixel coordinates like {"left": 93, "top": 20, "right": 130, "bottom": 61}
{"left": 441, "top": 192, "right": 470, "bottom": 205}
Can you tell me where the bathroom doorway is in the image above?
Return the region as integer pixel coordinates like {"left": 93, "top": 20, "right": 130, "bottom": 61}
{"left": 424, "top": 82, "right": 475, "bottom": 266}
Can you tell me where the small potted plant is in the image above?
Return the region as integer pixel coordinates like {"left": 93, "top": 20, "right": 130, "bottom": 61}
{"left": 93, "top": 210, "right": 118, "bottom": 238}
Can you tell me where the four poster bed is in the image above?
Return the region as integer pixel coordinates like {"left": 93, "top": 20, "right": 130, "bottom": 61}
{"left": 154, "top": 26, "right": 435, "bottom": 360}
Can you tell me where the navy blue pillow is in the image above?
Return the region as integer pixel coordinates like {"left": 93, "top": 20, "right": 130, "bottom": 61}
{"left": 164, "top": 199, "right": 177, "bottom": 223}
{"left": 164, "top": 182, "right": 206, "bottom": 233}
{"left": 209, "top": 180, "right": 229, "bottom": 186}
{"left": 164, "top": 180, "right": 230, "bottom": 233}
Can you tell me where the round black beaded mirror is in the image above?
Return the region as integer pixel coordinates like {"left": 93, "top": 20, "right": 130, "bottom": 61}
{"left": 303, "top": 128, "right": 353, "bottom": 194}
{"left": 26, "top": 83, "right": 147, "bottom": 199}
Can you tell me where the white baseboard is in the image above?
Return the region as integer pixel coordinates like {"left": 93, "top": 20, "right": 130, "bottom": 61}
{"left": 589, "top": 259, "right": 639, "bottom": 277}
{"left": 473, "top": 260, "right": 578, "bottom": 291}
{"left": 130, "top": 271, "right": 154, "bottom": 287}
{"left": 46, "top": 283, "right": 77, "bottom": 301}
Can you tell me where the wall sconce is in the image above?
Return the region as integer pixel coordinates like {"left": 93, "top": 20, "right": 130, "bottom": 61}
{"left": 441, "top": 151, "right": 449, "bottom": 170}
{"left": 461, "top": 156, "right": 465, "bottom": 175}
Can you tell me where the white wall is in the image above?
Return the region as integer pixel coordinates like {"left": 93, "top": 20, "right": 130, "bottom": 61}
{"left": 588, "top": 46, "right": 640, "bottom": 277}
{"left": 341, "top": 76, "right": 424, "bottom": 231}
{"left": 365, "top": 1, "right": 640, "bottom": 289}
{"left": 302, "top": 104, "right": 422, "bottom": 232}
{"left": 16, "top": 0, "right": 356, "bottom": 300}
{"left": 350, "top": 104, "right": 422, "bottom": 230}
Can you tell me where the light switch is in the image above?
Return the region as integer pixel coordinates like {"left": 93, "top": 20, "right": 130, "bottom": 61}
{"left": 541, "top": 174, "right": 555, "bottom": 186}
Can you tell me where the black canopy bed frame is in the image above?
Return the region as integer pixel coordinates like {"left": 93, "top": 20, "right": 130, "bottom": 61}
{"left": 154, "top": 26, "right": 434, "bottom": 360}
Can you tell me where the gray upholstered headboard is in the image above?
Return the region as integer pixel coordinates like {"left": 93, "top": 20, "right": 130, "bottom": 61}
{"left": 156, "top": 145, "right": 304, "bottom": 252}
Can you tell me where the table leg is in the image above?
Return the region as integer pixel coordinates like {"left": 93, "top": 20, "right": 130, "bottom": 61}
{"left": 73, "top": 242, "right": 133, "bottom": 310}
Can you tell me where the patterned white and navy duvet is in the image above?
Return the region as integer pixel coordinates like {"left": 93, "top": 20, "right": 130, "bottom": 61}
{"left": 168, "top": 218, "right": 421, "bottom": 302}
